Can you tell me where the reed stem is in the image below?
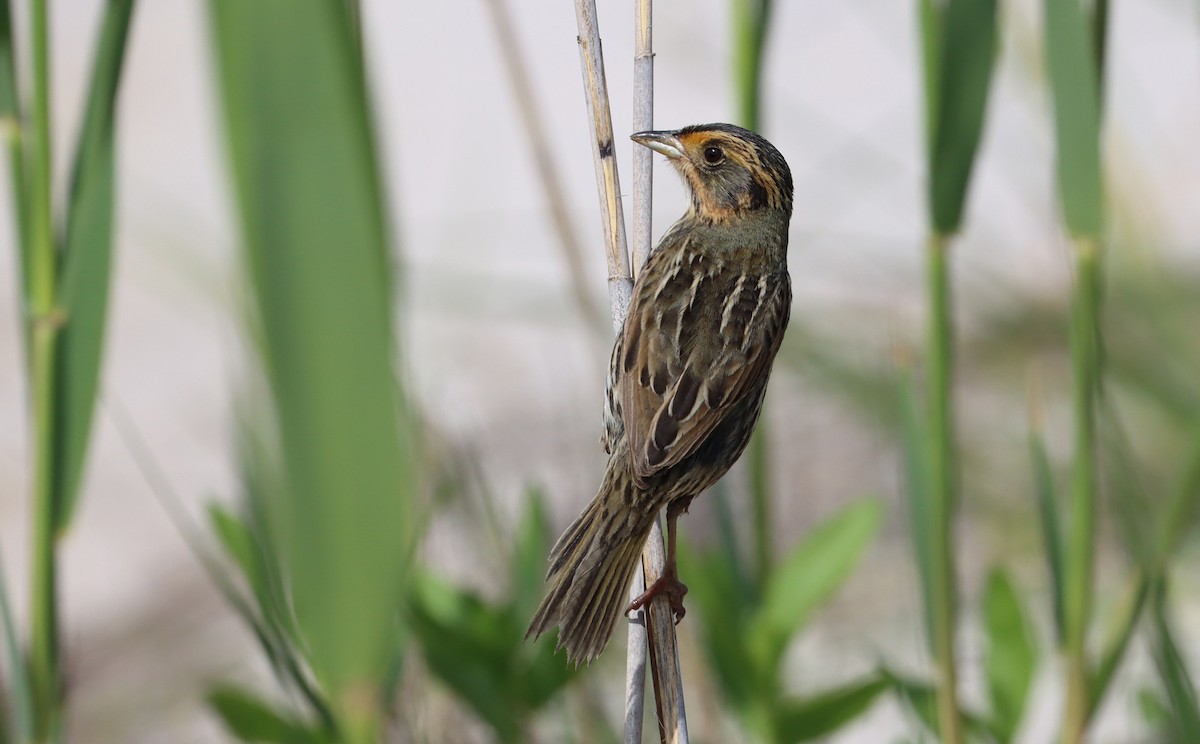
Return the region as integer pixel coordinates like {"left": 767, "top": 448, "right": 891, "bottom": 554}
{"left": 926, "top": 231, "right": 962, "bottom": 744}
{"left": 1062, "top": 237, "right": 1101, "bottom": 744}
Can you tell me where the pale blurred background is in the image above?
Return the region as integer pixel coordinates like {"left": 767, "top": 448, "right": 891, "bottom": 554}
{"left": 1, "top": 0, "right": 1199, "bottom": 741}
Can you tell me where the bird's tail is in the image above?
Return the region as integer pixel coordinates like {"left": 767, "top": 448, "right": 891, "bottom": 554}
{"left": 526, "top": 464, "right": 653, "bottom": 664}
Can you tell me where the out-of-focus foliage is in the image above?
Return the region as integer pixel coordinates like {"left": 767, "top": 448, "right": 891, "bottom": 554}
{"left": 680, "top": 499, "right": 885, "bottom": 743}
{"left": 407, "top": 494, "right": 580, "bottom": 744}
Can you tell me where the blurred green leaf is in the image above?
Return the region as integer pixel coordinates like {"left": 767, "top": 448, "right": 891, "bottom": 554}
{"left": 928, "top": 0, "right": 998, "bottom": 233}
{"left": 899, "top": 370, "right": 935, "bottom": 652}
{"left": 1089, "top": 573, "right": 1148, "bottom": 719}
{"left": 409, "top": 574, "right": 519, "bottom": 741}
{"left": 1138, "top": 686, "right": 1169, "bottom": 729}
{"left": 408, "top": 571, "right": 577, "bottom": 743}
{"left": 1044, "top": 0, "right": 1103, "bottom": 237}
{"left": 754, "top": 499, "right": 882, "bottom": 663}
{"left": 776, "top": 676, "right": 887, "bottom": 742}
{"left": 885, "top": 670, "right": 997, "bottom": 743}
{"left": 1155, "top": 420, "right": 1200, "bottom": 563}
{"left": 0, "top": 559, "right": 31, "bottom": 742}
{"left": 1101, "top": 408, "right": 1156, "bottom": 570}
{"left": 51, "top": 0, "right": 136, "bottom": 530}
{"left": 1029, "top": 424, "right": 1065, "bottom": 643}
{"left": 209, "top": 504, "right": 257, "bottom": 586}
{"left": 677, "top": 538, "right": 759, "bottom": 709}
{"left": 208, "top": 0, "right": 414, "bottom": 719}
{"left": 208, "top": 685, "right": 331, "bottom": 744}
{"left": 0, "top": 0, "right": 27, "bottom": 301}
{"left": 1151, "top": 587, "right": 1200, "bottom": 741}
{"left": 982, "top": 569, "right": 1036, "bottom": 742}
{"left": 511, "top": 490, "right": 551, "bottom": 616}
{"left": 917, "top": 0, "right": 940, "bottom": 153}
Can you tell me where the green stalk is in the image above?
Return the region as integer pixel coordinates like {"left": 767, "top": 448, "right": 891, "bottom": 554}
{"left": 26, "top": 0, "right": 61, "bottom": 739}
{"left": 732, "top": 0, "right": 772, "bottom": 131}
{"left": 731, "top": 0, "right": 774, "bottom": 592}
{"left": 1062, "top": 238, "right": 1101, "bottom": 744}
{"left": 925, "top": 231, "right": 963, "bottom": 744}
{"left": 748, "top": 428, "right": 771, "bottom": 591}
{"left": 0, "top": 0, "right": 28, "bottom": 303}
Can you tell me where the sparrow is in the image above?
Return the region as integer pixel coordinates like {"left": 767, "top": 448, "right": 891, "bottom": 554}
{"left": 527, "top": 123, "right": 793, "bottom": 663}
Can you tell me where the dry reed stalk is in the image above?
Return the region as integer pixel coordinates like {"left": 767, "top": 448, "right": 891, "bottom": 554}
{"left": 571, "top": 1, "right": 687, "bottom": 741}
{"left": 572, "top": 0, "right": 632, "bottom": 331}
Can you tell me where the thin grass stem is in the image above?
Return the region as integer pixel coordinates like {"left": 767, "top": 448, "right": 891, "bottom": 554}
{"left": 572, "top": 0, "right": 632, "bottom": 331}
{"left": 1062, "top": 237, "right": 1101, "bottom": 744}
{"left": 26, "top": 0, "right": 62, "bottom": 738}
{"left": 730, "top": 0, "right": 775, "bottom": 595}
{"left": 625, "top": 1, "right": 654, "bottom": 740}
{"left": 926, "top": 231, "right": 963, "bottom": 744}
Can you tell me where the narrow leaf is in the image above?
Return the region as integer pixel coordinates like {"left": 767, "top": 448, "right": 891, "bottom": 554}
{"left": 929, "top": 0, "right": 999, "bottom": 232}
{"left": 899, "top": 369, "right": 935, "bottom": 652}
{"left": 1089, "top": 572, "right": 1148, "bottom": 718}
{"left": 1151, "top": 588, "right": 1200, "bottom": 740}
{"left": 50, "top": 0, "right": 138, "bottom": 531}
{"left": 1029, "top": 424, "right": 1065, "bottom": 642}
{"left": 885, "top": 670, "right": 996, "bottom": 742}
{"left": 511, "top": 490, "right": 550, "bottom": 616}
{"left": 208, "top": 0, "right": 414, "bottom": 712}
{"left": 755, "top": 499, "right": 882, "bottom": 660}
{"left": 917, "top": 0, "right": 940, "bottom": 153}
{"left": 209, "top": 504, "right": 257, "bottom": 584}
{"left": 0, "top": 0, "right": 28, "bottom": 307}
{"left": 408, "top": 574, "right": 522, "bottom": 742}
{"left": 208, "top": 685, "right": 329, "bottom": 744}
{"left": 982, "top": 569, "right": 1037, "bottom": 742}
{"left": 0, "top": 560, "right": 32, "bottom": 742}
{"left": 776, "top": 676, "right": 887, "bottom": 742}
{"left": 1044, "top": 0, "right": 1103, "bottom": 237}
{"left": 676, "top": 539, "right": 759, "bottom": 710}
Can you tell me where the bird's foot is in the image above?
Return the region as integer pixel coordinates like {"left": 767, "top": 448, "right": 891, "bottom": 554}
{"left": 627, "top": 571, "right": 689, "bottom": 624}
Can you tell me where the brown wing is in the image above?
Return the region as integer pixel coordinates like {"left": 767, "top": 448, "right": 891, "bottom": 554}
{"left": 618, "top": 239, "right": 791, "bottom": 488}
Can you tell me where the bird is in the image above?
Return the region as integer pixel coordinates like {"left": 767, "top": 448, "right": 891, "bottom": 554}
{"left": 526, "top": 123, "right": 793, "bottom": 664}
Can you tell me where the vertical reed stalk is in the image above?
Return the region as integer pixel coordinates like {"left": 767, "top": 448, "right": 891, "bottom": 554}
{"left": 925, "top": 231, "right": 963, "bottom": 744}
{"left": 26, "top": 0, "right": 61, "bottom": 738}
{"left": 1062, "top": 238, "right": 1101, "bottom": 744}
{"left": 731, "top": 0, "right": 775, "bottom": 592}
{"left": 571, "top": 1, "right": 686, "bottom": 741}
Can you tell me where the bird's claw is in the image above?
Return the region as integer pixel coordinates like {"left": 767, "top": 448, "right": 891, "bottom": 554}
{"left": 628, "top": 572, "right": 689, "bottom": 624}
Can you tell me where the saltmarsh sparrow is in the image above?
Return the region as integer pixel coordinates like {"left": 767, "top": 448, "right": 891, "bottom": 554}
{"left": 527, "top": 124, "right": 793, "bottom": 663}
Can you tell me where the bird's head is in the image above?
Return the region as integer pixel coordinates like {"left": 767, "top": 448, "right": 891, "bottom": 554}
{"left": 631, "top": 123, "right": 793, "bottom": 223}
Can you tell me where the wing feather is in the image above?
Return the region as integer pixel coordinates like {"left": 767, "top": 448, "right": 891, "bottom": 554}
{"left": 618, "top": 238, "right": 791, "bottom": 488}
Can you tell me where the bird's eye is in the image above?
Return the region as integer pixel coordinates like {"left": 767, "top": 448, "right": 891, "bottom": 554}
{"left": 702, "top": 145, "right": 724, "bottom": 165}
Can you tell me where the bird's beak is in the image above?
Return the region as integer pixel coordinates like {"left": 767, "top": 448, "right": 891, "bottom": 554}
{"left": 631, "top": 130, "right": 684, "bottom": 160}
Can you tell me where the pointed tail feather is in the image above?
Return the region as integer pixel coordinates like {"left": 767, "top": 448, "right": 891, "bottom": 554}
{"left": 526, "top": 466, "right": 654, "bottom": 663}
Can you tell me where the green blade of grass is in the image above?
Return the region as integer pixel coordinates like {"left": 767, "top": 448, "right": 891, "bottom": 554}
{"left": 1150, "top": 584, "right": 1200, "bottom": 740}
{"left": 1044, "top": 0, "right": 1103, "bottom": 238}
{"left": 917, "top": 0, "right": 939, "bottom": 153}
{"left": 207, "top": 1, "right": 415, "bottom": 738}
{"left": 0, "top": 0, "right": 28, "bottom": 313}
{"left": 898, "top": 366, "right": 935, "bottom": 652}
{"left": 209, "top": 685, "right": 332, "bottom": 744}
{"left": 1088, "top": 570, "right": 1148, "bottom": 720}
{"left": 1029, "top": 419, "right": 1065, "bottom": 643}
{"left": 0, "top": 558, "right": 32, "bottom": 742}
{"left": 1154, "top": 419, "right": 1200, "bottom": 563}
{"left": 731, "top": 0, "right": 774, "bottom": 131}
{"left": 52, "top": 0, "right": 137, "bottom": 531}
{"left": 928, "top": 0, "right": 998, "bottom": 233}
{"left": 776, "top": 676, "right": 887, "bottom": 743}
{"left": 753, "top": 499, "right": 883, "bottom": 665}
{"left": 982, "top": 569, "right": 1037, "bottom": 742}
